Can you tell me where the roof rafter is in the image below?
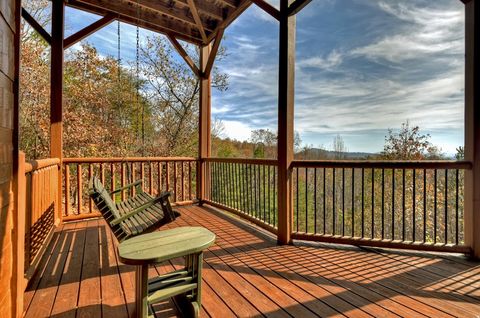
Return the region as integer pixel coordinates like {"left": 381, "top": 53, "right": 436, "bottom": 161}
{"left": 187, "top": 0, "right": 208, "bottom": 43}
{"left": 133, "top": 0, "right": 216, "bottom": 33}
{"left": 67, "top": 0, "right": 204, "bottom": 44}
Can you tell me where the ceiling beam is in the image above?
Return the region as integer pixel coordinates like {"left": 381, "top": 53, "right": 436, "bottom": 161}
{"left": 133, "top": 0, "right": 215, "bottom": 32}
{"left": 250, "top": 0, "right": 280, "bottom": 21}
{"left": 174, "top": 0, "right": 224, "bottom": 21}
{"left": 207, "top": 0, "right": 251, "bottom": 43}
{"left": 167, "top": 33, "right": 200, "bottom": 77}
{"left": 66, "top": 0, "right": 204, "bottom": 44}
{"left": 64, "top": 13, "right": 115, "bottom": 49}
{"left": 21, "top": 7, "right": 52, "bottom": 45}
{"left": 187, "top": 0, "right": 209, "bottom": 43}
{"left": 288, "top": 0, "right": 312, "bottom": 16}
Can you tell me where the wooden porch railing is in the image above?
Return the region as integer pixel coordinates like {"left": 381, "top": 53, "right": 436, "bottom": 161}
{"left": 291, "top": 160, "right": 472, "bottom": 253}
{"left": 204, "top": 158, "right": 278, "bottom": 234}
{"left": 23, "top": 157, "right": 60, "bottom": 278}
{"left": 62, "top": 157, "right": 197, "bottom": 220}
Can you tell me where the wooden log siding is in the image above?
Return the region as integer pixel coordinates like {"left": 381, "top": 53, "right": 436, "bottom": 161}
{"left": 62, "top": 157, "right": 197, "bottom": 220}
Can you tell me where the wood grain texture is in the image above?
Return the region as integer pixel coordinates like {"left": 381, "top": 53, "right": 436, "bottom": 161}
{"left": 0, "top": 1, "right": 15, "bottom": 316}
{"left": 24, "top": 204, "right": 480, "bottom": 317}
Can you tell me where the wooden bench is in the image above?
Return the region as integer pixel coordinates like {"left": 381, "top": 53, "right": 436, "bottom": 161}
{"left": 88, "top": 177, "right": 177, "bottom": 242}
{"left": 118, "top": 227, "right": 216, "bottom": 318}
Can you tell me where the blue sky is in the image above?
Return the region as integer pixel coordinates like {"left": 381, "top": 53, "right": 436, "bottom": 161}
{"left": 64, "top": 0, "right": 465, "bottom": 155}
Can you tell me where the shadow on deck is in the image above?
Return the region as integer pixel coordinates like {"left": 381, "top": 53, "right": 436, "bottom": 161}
{"left": 23, "top": 205, "right": 480, "bottom": 317}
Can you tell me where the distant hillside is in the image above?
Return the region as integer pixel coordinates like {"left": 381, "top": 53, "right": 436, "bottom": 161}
{"left": 295, "top": 147, "right": 378, "bottom": 160}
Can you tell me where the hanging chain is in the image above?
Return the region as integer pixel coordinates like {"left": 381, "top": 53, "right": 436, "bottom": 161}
{"left": 117, "top": 20, "right": 121, "bottom": 81}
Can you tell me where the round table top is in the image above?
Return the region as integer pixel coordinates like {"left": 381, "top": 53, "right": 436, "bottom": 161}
{"left": 118, "top": 226, "right": 216, "bottom": 265}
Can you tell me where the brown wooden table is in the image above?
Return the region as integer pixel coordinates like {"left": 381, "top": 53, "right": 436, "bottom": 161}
{"left": 118, "top": 227, "right": 216, "bottom": 318}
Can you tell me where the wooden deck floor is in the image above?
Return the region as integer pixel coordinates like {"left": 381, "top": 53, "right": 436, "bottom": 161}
{"left": 24, "top": 205, "right": 480, "bottom": 318}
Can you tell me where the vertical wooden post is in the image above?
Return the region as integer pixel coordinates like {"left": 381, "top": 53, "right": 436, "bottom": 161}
{"left": 198, "top": 44, "right": 212, "bottom": 204}
{"left": 50, "top": 0, "right": 65, "bottom": 223}
{"left": 13, "top": 1, "right": 23, "bottom": 316}
{"left": 464, "top": 0, "right": 480, "bottom": 258}
{"left": 14, "top": 152, "right": 26, "bottom": 318}
{"left": 277, "top": 0, "right": 296, "bottom": 245}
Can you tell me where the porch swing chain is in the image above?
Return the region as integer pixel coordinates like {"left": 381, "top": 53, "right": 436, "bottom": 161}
{"left": 136, "top": 0, "right": 145, "bottom": 154}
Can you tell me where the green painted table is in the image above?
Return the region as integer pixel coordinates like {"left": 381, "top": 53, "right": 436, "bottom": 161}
{"left": 118, "top": 227, "right": 216, "bottom": 318}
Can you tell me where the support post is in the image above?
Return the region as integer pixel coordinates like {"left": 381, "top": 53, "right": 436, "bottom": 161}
{"left": 50, "top": 0, "right": 65, "bottom": 223}
{"left": 277, "top": 0, "right": 295, "bottom": 245}
{"left": 464, "top": 0, "right": 480, "bottom": 258}
{"left": 198, "top": 44, "right": 212, "bottom": 204}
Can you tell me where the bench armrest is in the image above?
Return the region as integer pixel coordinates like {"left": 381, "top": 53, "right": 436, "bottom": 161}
{"left": 110, "top": 180, "right": 143, "bottom": 195}
{"left": 110, "top": 191, "right": 171, "bottom": 226}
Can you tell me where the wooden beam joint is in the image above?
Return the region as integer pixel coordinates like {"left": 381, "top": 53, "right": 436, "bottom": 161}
{"left": 167, "top": 33, "right": 200, "bottom": 77}
{"left": 203, "top": 28, "right": 224, "bottom": 78}
{"left": 21, "top": 7, "right": 52, "bottom": 45}
{"left": 288, "top": 0, "right": 312, "bottom": 16}
{"left": 250, "top": 0, "right": 280, "bottom": 21}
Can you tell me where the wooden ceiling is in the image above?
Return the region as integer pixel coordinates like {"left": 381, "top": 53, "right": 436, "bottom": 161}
{"left": 65, "top": 0, "right": 252, "bottom": 45}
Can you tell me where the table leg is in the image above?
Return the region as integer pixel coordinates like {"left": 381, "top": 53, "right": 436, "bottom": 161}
{"left": 136, "top": 264, "right": 149, "bottom": 318}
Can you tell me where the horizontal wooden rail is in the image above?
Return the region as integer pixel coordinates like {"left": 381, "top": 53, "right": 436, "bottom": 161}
{"left": 291, "top": 233, "right": 472, "bottom": 254}
{"left": 62, "top": 158, "right": 198, "bottom": 219}
{"left": 205, "top": 157, "right": 278, "bottom": 166}
{"left": 64, "top": 157, "right": 196, "bottom": 163}
{"left": 25, "top": 158, "right": 60, "bottom": 173}
{"left": 292, "top": 160, "right": 472, "bottom": 170}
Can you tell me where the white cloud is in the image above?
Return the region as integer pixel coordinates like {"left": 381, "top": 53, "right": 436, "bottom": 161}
{"left": 298, "top": 50, "right": 343, "bottom": 70}
{"left": 221, "top": 120, "right": 254, "bottom": 141}
{"left": 351, "top": 1, "right": 464, "bottom": 63}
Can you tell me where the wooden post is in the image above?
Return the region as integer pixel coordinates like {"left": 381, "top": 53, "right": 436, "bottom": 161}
{"left": 13, "top": 1, "right": 23, "bottom": 316}
{"left": 13, "top": 152, "right": 26, "bottom": 317}
{"left": 464, "top": 0, "right": 480, "bottom": 258}
{"left": 198, "top": 44, "right": 212, "bottom": 204}
{"left": 277, "top": 0, "right": 296, "bottom": 245}
{"left": 50, "top": 0, "right": 64, "bottom": 223}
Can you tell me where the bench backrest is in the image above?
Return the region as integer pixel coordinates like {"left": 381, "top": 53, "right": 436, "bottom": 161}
{"left": 88, "top": 177, "right": 131, "bottom": 241}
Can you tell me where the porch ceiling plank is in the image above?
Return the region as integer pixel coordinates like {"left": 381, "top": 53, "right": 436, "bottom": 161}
{"left": 204, "top": 27, "right": 225, "bottom": 78}
{"left": 166, "top": 33, "right": 200, "bottom": 77}
{"left": 21, "top": 8, "right": 52, "bottom": 45}
{"left": 66, "top": 0, "right": 204, "bottom": 45}
{"left": 63, "top": 13, "right": 115, "bottom": 49}
{"left": 133, "top": 0, "right": 216, "bottom": 33}
{"left": 174, "top": 0, "right": 224, "bottom": 21}
{"left": 215, "top": 0, "right": 237, "bottom": 9}
{"left": 186, "top": 0, "right": 209, "bottom": 43}
{"left": 288, "top": 0, "right": 312, "bottom": 16}
{"left": 250, "top": 0, "right": 280, "bottom": 21}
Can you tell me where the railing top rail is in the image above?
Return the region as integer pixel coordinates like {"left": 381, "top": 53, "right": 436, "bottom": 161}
{"left": 63, "top": 157, "right": 197, "bottom": 163}
{"left": 292, "top": 159, "right": 472, "bottom": 170}
{"left": 205, "top": 157, "right": 278, "bottom": 166}
{"left": 25, "top": 158, "right": 61, "bottom": 173}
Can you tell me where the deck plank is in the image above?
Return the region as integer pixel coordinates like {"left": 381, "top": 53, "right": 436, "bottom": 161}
{"left": 76, "top": 220, "right": 102, "bottom": 318}
{"left": 25, "top": 223, "right": 75, "bottom": 318}
{"left": 23, "top": 205, "right": 480, "bottom": 318}
{"left": 50, "top": 221, "right": 88, "bottom": 317}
